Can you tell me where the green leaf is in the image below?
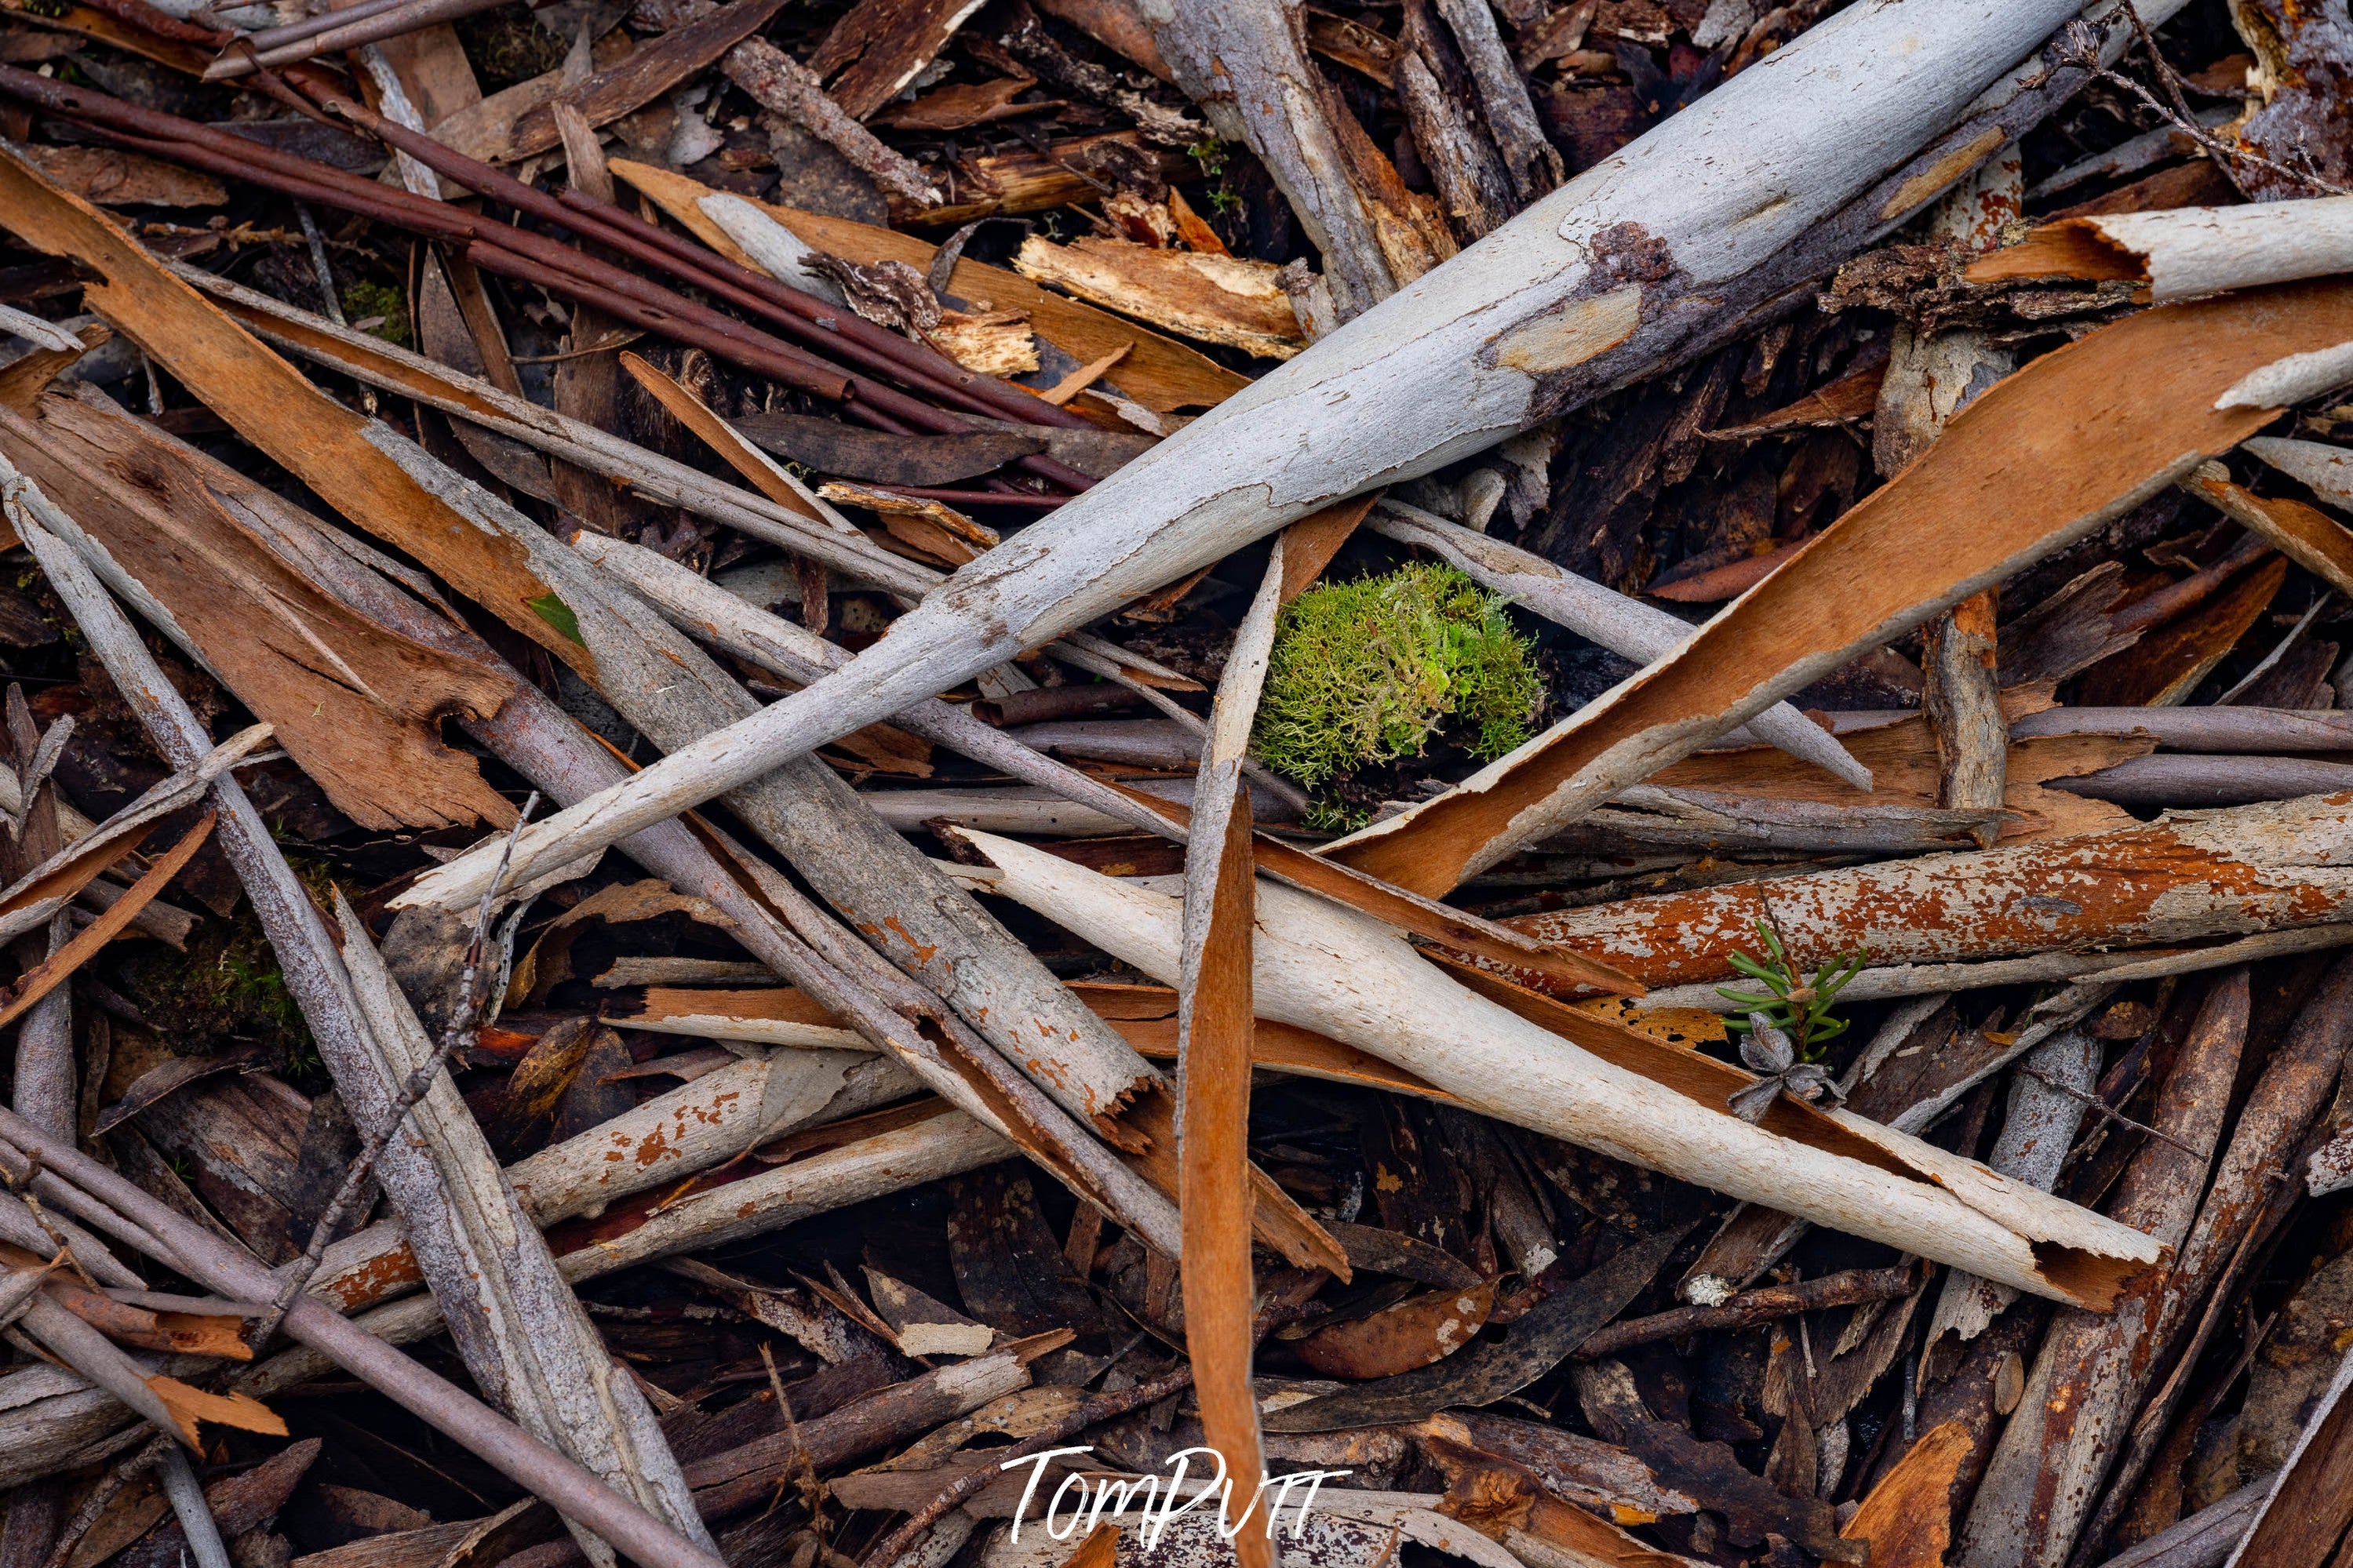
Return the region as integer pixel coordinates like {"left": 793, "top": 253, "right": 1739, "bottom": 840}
{"left": 526, "top": 592, "right": 585, "bottom": 646}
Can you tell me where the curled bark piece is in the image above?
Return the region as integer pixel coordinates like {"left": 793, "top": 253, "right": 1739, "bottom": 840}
{"left": 2246, "top": 436, "right": 2353, "bottom": 515}
{"left": 399, "top": 0, "right": 2129, "bottom": 915}
{"left": 1493, "top": 791, "right": 2353, "bottom": 994}
{"left": 1171, "top": 548, "right": 1281, "bottom": 1568}
{"left": 953, "top": 831, "right": 2161, "bottom": 1308}
{"left": 0, "top": 147, "right": 578, "bottom": 669}
{"left": 1329, "top": 278, "right": 2353, "bottom": 897}
{"left": 0, "top": 387, "right": 514, "bottom": 831}
{"left": 1968, "top": 195, "right": 2353, "bottom": 302}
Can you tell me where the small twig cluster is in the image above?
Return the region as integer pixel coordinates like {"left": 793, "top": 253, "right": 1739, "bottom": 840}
{"left": 2056, "top": 6, "right": 2352, "bottom": 199}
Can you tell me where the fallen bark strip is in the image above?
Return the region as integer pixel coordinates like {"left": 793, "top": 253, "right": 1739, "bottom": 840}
{"left": 574, "top": 528, "right": 1623, "bottom": 998}
{"left": 2181, "top": 467, "right": 2353, "bottom": 602}
{"left": 0, "top": 1110, "right": 727, "bottom": 1568}
{"left": 0, "top": 386, "right": 515, "bottom": 832}
{"left": 1925, "top": 1028, "right": 2100, "bottom": 1355}
{"left": 2247, "top": 435, "right": 2353, "bottom": 519}
{"left": 297, "top": 1053, "right": 916, "bottom": 1315}
{"left": 1328, "top": 278, "right": 2353, "bottom": 897}
{"left": 2, "top": 476, "right": 720, "bottom": 1566}
{"left": 1967, "top": 195, "right": 2353, "bottom": 302}
{"left": 0, "top": 146, "right": 581, "bottom": 670}
{"left": 1961, "top": 973, "right": 2251, "bottom": 1568}
{"left": 1494, "top": 793, "right": 2353, "bottom": 995}
{"left": 1366, "top": 500, "right": 1869, "bottom": 787}
{"left": 953, "top": 831, "right": 2160, "bottom": 1308}
{"left": 179, "top": 271, "right": 934, "bottom": 596}
{"left": 401, "top": 0, "right": 2146, "bottom": 915}
{"left": 328, "top": 893, "right": 719, "bottom": 1568}
{"left": 2216, "top": 1333, "right": 2353, "bottom": 1568}
{"left": 19, "top": 392, "right": 1046, "bottom": 1292}
{"left": 35, "top": 237, "right": 1180, "bottom": 1244}
{"left": 0, "top": 722, "right": 267, "bottom": 949}
{"left": 610, "top": 157, "right": 1248, "bottom": 413}
{"left": 242, "top": 1105, "right": 1014, "bottom": 1396}
{"left": 0, "top": 811, "right": 210, "bottom": 1031}
{"left": 609, "top": 982, "right": 1450, "bottom": 1102}
{"left": 1171, "top": 546, "right": 1281, "bottom": 1568}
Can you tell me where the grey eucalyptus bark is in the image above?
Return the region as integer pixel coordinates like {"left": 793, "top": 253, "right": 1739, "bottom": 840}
{"left": 1143, "top": 0, "right": 1410, "bottom": 317}
{"left": 351, "top": 430, "right": 1176, "bottom": 1235}
{"left": 2, "top": 474, "right": 716, "bottom": 1567}
{"left": 409, "top": 0, "right": 2164, "bottom": 917}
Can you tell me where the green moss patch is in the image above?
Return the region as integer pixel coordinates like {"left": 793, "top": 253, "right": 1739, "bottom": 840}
{"left": 1254, "top": 563, "right": 1540, "bottom": 824}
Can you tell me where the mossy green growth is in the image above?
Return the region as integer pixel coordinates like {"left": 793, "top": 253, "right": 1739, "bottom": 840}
{"left": 1254, "top": 562, "right": 1541, "bottom": 806}
{"left": 341, "top": 280, "right": 410, "bottom": 347}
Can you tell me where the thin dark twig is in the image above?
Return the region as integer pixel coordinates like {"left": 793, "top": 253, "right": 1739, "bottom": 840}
{"left": 2056, "top": 11, "right": 2351, "bottom": 198}
{"left": 859, "top": 1299, "right": 1315, "bottom": 1567}
{"left": 860, "top": 1362, "right": 1196, "bottom": 1568}
{"left": 245, "top": 793, "right": 540, "bottom": 1353}
{"left": 2016, "top": 1064, "right": 2203, "bottom": 1159}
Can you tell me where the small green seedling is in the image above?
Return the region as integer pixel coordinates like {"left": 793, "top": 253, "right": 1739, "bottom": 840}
{"left": 1716, "top": 915, "right": 1867, "bottom": 1063}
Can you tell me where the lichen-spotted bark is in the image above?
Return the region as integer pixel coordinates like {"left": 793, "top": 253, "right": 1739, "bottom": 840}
{"left": 1495, "top": 793, "right": 2353, "bottom": 992}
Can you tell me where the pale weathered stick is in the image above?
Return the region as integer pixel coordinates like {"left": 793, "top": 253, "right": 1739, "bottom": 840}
{"left": 1923, "top": 1027, "right": 2100, "bottom": 1354}
{"left": 402, "top": 0, "right": 2134, "bottom": 913}
{"left": 297, "top": 1053, "right": 914, "bottom": 1315}
{"left": 569, "top": 529, "right": 1193, "bottom": 843}
{"left": 1366, "top": 500, "right": 1870, "bottom": 787}
{"left": 152, "top": 1450, "right": 231, "bottom": 1568}
{"left": 1961, "top": 973, "right": 2252, "bottom": 1568}
{"left": 953, "top": 831, "right": 2161, "bottom": 1308}
{"left": 0, "top": 1101, "right": 724, "bottom": 1568}
{"left": 242, "top": 1106, "right": 1011, "bottom": 1396}
{"left": 0, "top": 486, "right": 725, "bottom": 1568}
{"left": 1971, "top": 193, "right": 2353, "bottom": 303}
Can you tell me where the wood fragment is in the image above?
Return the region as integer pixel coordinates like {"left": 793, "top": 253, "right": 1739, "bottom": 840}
{"left": 957, "top": 831, "right": 2161, "bottom": 1306}
{"left": 402, "top": 4, "right": 2272, "bottom": 915}
{"left": 1329, "top": 278, "right": 2353, "bottom": 896}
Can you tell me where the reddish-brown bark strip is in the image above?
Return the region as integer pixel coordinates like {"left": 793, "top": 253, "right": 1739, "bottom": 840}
{"left": 1327, "top": 278, "right": 2353, "bottom": 897}
{"left": 1488, "top": 794, "right": 2353, "bottom": 994}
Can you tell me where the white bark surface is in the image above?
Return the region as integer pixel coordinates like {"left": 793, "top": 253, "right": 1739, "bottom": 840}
{"left": 402, "top": 0, "right": 2107, "bottom": 913}
{"left": 955, "top": 831, "right": 2159, "bottom": 1307}
{"left": 2064, "top": 195, "right": 2353, "bottom": 301}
